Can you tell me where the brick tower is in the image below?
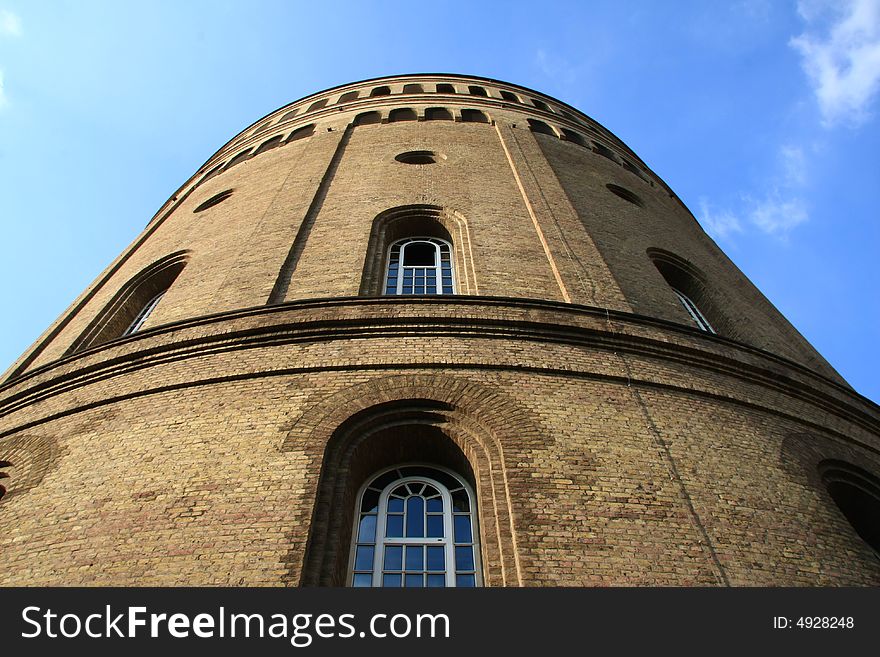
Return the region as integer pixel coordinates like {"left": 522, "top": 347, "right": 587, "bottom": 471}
{"left": 1, "top": 74, "right": 878, "bottom": 586}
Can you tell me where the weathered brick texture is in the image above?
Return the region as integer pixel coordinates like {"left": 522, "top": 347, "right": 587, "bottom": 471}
{"left": 1, "top": 75, "right": 878, "bottom": 586}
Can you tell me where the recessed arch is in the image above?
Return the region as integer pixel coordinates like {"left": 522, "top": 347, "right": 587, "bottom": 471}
{"left": 358, "top": 205, "right": 477, "bottom": 296}
{"left": 388, "top": 108, "right": 417, "bottom": 122}
{"left": 528, "top": 118, "right": 556, "bottom": 136}
{"left": 67, "top": 252, "right": 189, "bottom": 352}
{"left": 291, "top": 373, "right": 546, "bottom": 586}
{"left": 425, "top": 107, "right": 453, "bottom": 121}
{"left": 647, "top": 249, "right": 727, "bottom": 336}
{"left": 354, "top": 111, "right": 381, "bottom": 126}
{"left": 460, "top": 109, "right": 489, "bottom": 123}
{"left": 286, "top": 124, "right": 315, "bottom": 142}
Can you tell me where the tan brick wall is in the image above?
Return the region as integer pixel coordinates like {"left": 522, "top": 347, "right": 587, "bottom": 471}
{"left": 1, "top": 75, "right": 877, "bottom": 586}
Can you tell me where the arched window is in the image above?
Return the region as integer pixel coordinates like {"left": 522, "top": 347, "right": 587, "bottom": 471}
{"left": 307, "top": 98, "right": 328, "bottom": 112}
{"left": 468, "top": 85, "right": 488, "bottom": 97}
{"left": 499, "top": 90, "right": 520, "bottom": 102}
{"left": 350, "top": 465, "right": 480, "bottom": 587}
{"left": 122, "top": 291, "right": 165, "bottom": 336}
{"left": 425, "top": 107, "right": 453, "bottom": 121}
{"left": 528, "top": 118, "right": 556, "bottom": 136}
{"left": 650, "top": 250, "right": 723, "bottom": 335}
{"left": 460, "top": 109, "right": 489, "bottom": 123}
{"left": 370, "top": 86, "right": 391, "bottom": 97}
{"left": 671, "top": 287, "right": 714, "bottom": 333}
{"left": 403, "top": 83, "right": 424, "bottom": 94}
{"left": 354, "top": 111, "right": 381, "bottom": 126}
{"left": 337, "top": 90, "right": 359, "bottom": 104}
{"left": 286, "top": 124, "right": 315, "bottom": 142}
{"left": 388, "top": 108, "right": 417, "bottom": 122}
{"left": 67, "top": 252, "right": 187, "bottom": 353}
{"left": 385, "top": 238, "right": 454, "bottom": 295}
{"left": 435, "top": 83, "right": 456, "bottom": 94}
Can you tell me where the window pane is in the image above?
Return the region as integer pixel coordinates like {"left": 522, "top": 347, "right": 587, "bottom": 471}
{"left": 403, "top": 242, "right": 436, "bottom": 266}
{"left": 384, "top": 545, "right": 402, "bottom": 571}
{"left": 388, "top": 497, "right": 404, "bottom": 513}
{"left": 355, "top": 545, "right": 374, "bottom": 571}
{"left": 454, "top": 515, "right": 472, "bottom": 543}
{"left": 361, "top": 489, "right": 379, "bottom": 513}
{"left": 358, "top": 514, "right": 377, "bottom": 542}
{"left": 405, "top": 574, "right": 424, "bottom": 588}
{"left": 405, "top": 545, "right": 424, "bottom": 571}
{"left": 426, "top": 497, "right": 443, "bottom": 512}
{"left": 426, "top": 514, "right": 444, "bottom": 537}
{"left": 452, "top": 489, "right": 469, "bottom": 512}
{"left": 382, "top": 574, "right": 402, "bottom": 587}
{"left": 426, "top": 546, "right": 445, "bottom": 571}
{"left": 456, "top": 574, "right": 476, "bottom": 587}
{"left": 405, "top": 496, "right": 425, "bottom": 537}
{"left": 455, "top": 546, "right": 474, "bottom": 571}
{"left": 427, "top": 574, "right": 446, "bottom": 587}
{"left": 352, "top": 574, "right": 372, "bottom": 587}
{"left": 386, "top": 514, "right": 404, "bottom": 537}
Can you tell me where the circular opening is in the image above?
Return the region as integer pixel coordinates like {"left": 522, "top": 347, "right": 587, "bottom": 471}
{"left": 606, "top": 184, "right": 643, "bottom": 207}
{"left": 820, "top": 461, "right": 880, "bottom": 554}
{"left": 193, "top": 189, "right": 233, "bottom": 213}
{"left": 395, "top": 151, "right": 444, "bottom": 165}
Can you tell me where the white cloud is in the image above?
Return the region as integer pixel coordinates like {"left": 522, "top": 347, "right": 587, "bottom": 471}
{"left": 0, "top": 9, "right": 21, "bottom": 37}
{"left": 748, "top": 195, "right": 809, "bottom": 235}
{"left": 790, "top": 0, "right": 880, "bottom": 126}
{"left": 780, "top": 145, "right": 807, "bottom": 185}
{"left": 698, "top": 198, "right": 743, "bottom": 241}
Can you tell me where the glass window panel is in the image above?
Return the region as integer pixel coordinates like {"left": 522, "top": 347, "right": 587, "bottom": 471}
{"left": 426, "top": 546, "right": 445, "bottom": 571}
{"left": 455, "top": 546, "right": 475, "bottom": 571}
{"left": 353, "top": 573, "right": 373, "bottom": 587}
{"left": 382, "top": 574, "right": 402, "bottom": 587}
{"left": 427, "top": 574, "right": 446, "bottom": 588}
{"left": 355, "top": 545, "right": 374, "bottom": 571}
{"left": 406, "top": 496, "right": 425, "bottom": 537}
{"left": 454, "top": 515, "right": 472, "bottom": 543}
{"left": 358, "top": 514, "right": 377, "bottom": 542}
{"left": 384, "top": 545, "right": 403, "bottom": 571}
{"left": 426, "top": 497, "right": 443, "bottom": 512}
{"left": 426, "top": 514, "right": 444, "bottom": 537}
{"left": 361, "top": 489, "right": 380, "bottom": 513}
{"left": 388, "top": 497, "right": 404, "bottom": 513}
{"left": 456, "top": 574, "right": 476, "bottom": 587}
{"left": 386, "top": 514, "right": 404, "bottom": 537}
{"left": 372, "top": 470, "right": 401, "bottom": 491}
{"left": 405, "top": 574, "right": 424, "bottom": 588}
{"left": 405, "top": 545, "right": 424, "bottom": 571}
{"left": 452, "top": 489, "right": 470, "bottom": 512}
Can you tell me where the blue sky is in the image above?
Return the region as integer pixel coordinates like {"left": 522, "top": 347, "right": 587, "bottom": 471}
{"left": 0, "top": 0, "right": 878, "bottom": 403}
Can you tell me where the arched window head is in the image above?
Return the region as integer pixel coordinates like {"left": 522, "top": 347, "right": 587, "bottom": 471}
{"left": 385, "top": 238, "right": 454, "bottom": 295}
{"left": 350, "top": 465, "right": 480, "bottom": 587}
{"left": 671, "top": 287, "right": 714, "bottom": 334}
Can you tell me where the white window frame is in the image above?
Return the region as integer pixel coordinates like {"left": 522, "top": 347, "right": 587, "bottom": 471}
{"left": 384, "top": 237, "right": 455, "bottom": 295}
{"left": 671, "top": 287, "right": 715, "bottom": 334}
{"left": 122, "top": 291, "right": 165, "bottom": 336}
{"left": 348, "top": 464, "right": 481, "bottom": 588}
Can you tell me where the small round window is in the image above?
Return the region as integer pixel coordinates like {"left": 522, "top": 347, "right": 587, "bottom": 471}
{"left": 395, "top": 151, "right": 445, "bottom": 165}
{"left": 193, "top": 189, "right": 233, "bottom": 213}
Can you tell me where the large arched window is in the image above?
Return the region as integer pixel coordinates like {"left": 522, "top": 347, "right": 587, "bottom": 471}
{"left": 350, "top": 465, "right": 480, "bottom": 587}
{"left": 385, "top": 238, "right": 454, "bottom": 295}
